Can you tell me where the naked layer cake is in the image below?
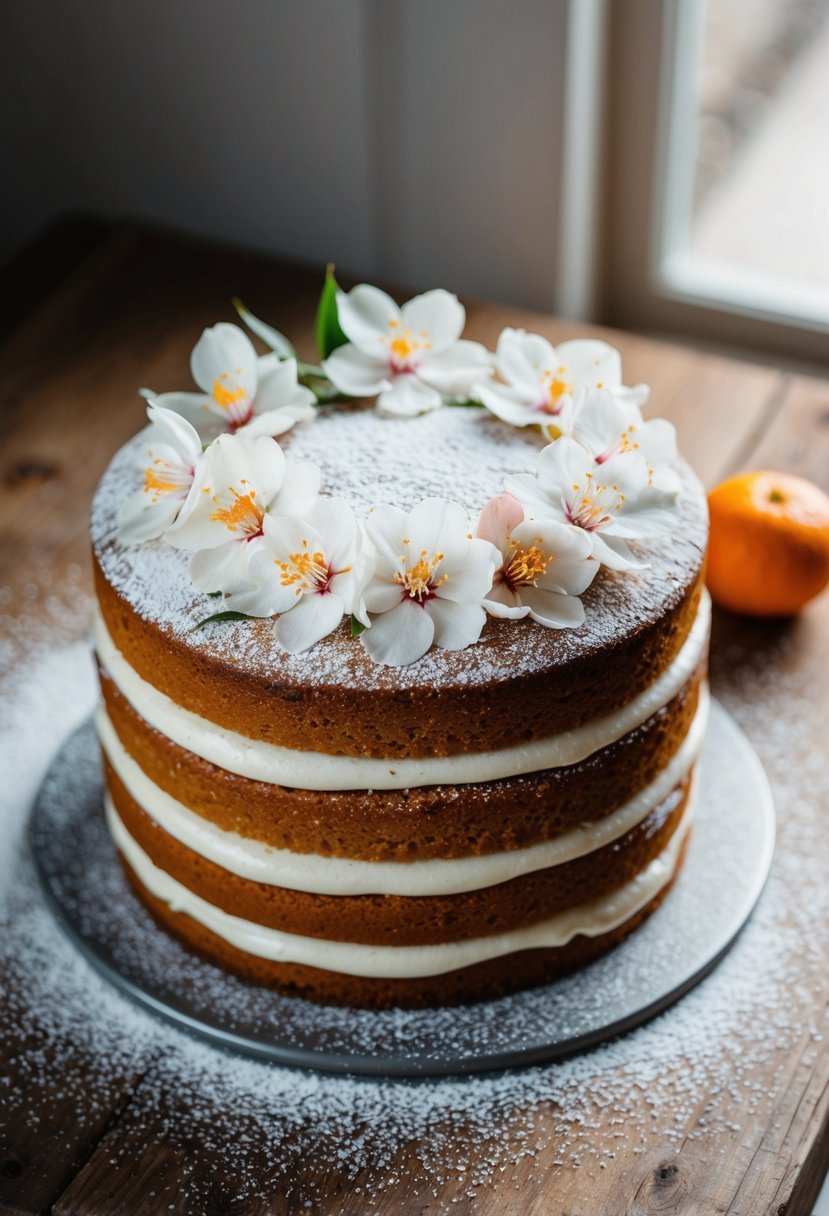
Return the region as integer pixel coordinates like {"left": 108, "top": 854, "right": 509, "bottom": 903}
{"left": 91, "top": 285, "right": 709, "bottom": 1008}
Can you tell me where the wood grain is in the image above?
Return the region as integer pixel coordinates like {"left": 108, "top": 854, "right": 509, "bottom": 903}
{"left": 1, "top": 224, "right": 828, "bottom": 1215}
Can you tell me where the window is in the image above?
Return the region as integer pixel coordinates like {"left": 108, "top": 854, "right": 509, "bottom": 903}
{"left": 602, "top": 0, "right": 829, "bottom": 365}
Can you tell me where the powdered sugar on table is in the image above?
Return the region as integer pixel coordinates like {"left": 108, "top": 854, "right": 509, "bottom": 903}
{"left": 2, "top": 583, "right": 827, "bottom": 1207}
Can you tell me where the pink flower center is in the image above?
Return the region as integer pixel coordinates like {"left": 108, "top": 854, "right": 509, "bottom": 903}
{"left": 562, "top": 474, "right": 624, "bottom": 532}
{"left": 278, "top": 547, "right": 349, "bottom": 596}
{"left": 385, "top": 323, "right": 432, "bottom": 374}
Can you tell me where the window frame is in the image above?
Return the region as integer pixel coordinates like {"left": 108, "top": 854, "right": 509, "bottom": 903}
{"left": 600, "top": 0, "right": 829, "bottom": 367}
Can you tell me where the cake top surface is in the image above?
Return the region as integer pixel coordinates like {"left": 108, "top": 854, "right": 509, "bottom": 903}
{"left": 92, "top": 404, "right": 708, "bottom": 692}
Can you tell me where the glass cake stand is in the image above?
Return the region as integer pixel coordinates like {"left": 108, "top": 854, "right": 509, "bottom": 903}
{"left": 29, "top": 700, "right": 774, "bottom": 1077}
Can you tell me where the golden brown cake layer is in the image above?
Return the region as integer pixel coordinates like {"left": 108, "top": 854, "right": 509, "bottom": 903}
{"left": 120, "top": 841, "right": 688, "bottom": 1009}
{"left": 93, "top": 555, "right": 705, "bottom": 760}
{"left": 100, "top": 663, "right": 704, "bottom": 861}
{"left": 106, "top": 764, "right": 691, "bottom": 947}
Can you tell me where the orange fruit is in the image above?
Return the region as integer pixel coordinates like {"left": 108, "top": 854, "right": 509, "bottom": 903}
{"left": 707, "top": 470, "right": 829, "bottom": 616}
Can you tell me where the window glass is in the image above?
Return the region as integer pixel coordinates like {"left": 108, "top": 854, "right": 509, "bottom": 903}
{"left": 689, "top": 0, "right": 829, "bottom": 300}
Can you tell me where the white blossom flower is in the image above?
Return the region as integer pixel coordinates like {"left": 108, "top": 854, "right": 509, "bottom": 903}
{"left": 150, "top": 322, "right": 315, "bottom": 441}
{"left": 476, "top": 494, "right": 598, "bottom": 627}
{"left": 224, "top": 498, "right": 370, "bottom": 653}
{"left": 117, "top": 404, "right": 204, "bottom": 545}
{"left": 166, "top": 432, "right": 320, "bottom": 595}
{"left": 321, "top": 285, "right": 491, "bottom": 417}
{"left": 506, "top": 437, "right": 676, "bottom": 571}
{"left": 563, "top": 386, "right": 680, "bottom": 494}
{"left": 474, "top": 328, "right": 648, "bottom": 437}
{"left": 360, "top": 499, "right": 499, "bottom": 665}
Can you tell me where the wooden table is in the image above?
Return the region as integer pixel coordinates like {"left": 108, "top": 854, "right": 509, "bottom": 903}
{"left": 1, "top": 224, "right": 828, "bottom": 1215}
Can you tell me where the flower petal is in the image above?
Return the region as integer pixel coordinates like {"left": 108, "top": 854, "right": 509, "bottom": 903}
{"left": 270, "top": 460, "right": 321, "bottom": 517}
{"left": 336, "top": 284, "right": 400, "bottom": 354}
{"left": 307, "top": 497, "right": 358, "bottom": 567}
{"left": 377, "top": 376, "right": 442, "bottom": 417}
{"left": 152, "top": 391, "right": 219, "bottom": 434}
{"left": 190, "top": 541, "right": 251, "bottom": 595}
{"left": 145, "top": 403, "right": 203, "bottom": 461}
{"left": 166, "top": 434, "right": 285, "bottom": 551}
{"left": 483, "top": 586, "right": 530, "bottom": 620}
{"left": 433, "top": 538, "right": 499, "bottom": 605}
{"left": 617, "top": 383, "right": 650, "bottom": 409}
{"left": 569, "top": 387, "right": 632, "bottom": 458}
{"left": 190, "top": 323, "right": 258, "bottom": 400}
{"left": 502, "top": 470, "right": 559, "bottom": 521}
{"left": 640, "top": 417, "right": 678, "bottom": 466}
{"left": 476, "top": 494, "right": 524, "bottom": 549}
{"left": 588, "top": 531, "right": 644, "bottom": 570}
{"left": 240, "top": 404, "right": 316, "bottom": 440}
{"left": 521, "top": 585, "right": 586, "bottom": 628}
{"left": 418, "top": 341, "right": 492, "bottom": 396}
{"left": 364, "top": 504, "right": 411, "bottom": 575}
{"left": 476, "top": 382, "right": 538, "bottom": 426}
{"left": 539, "top": 553, "right": 599, "bottom": 597}
{"left": 323, "top": 345, "right": 390, "bottom": 398}
{"left": 426, "top": 598, "right": 487, "bottom": 650}
{"left": 117, "top": 492, "right": 181, "bottom": 544}
{"left": 363, "top": 576, "right": 404, "bottom": 615}
{"left": 557, "top": 339, "right": 623, "bottom": 390}
{"left": 400, "top": 289, "right": 465, "bottom": 354}
{"left": 362, "top": 598, "right": 434, "bottom": 666}
{"left": 275, "top": 592, "right": 345, "bottom": 653}
{"left": 620, "top": 487, "right": 680, "bottom": 537}
{"left": 255, "top": 357, "right": 316, "bottom": 415}
{"left": 496, "top": 328, "right": 559, "bottom": 397}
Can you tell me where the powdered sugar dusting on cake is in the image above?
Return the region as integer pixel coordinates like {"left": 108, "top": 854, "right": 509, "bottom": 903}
{"left": 284, "top": 404, "right": 544, "bottom": 513}
{"left": 91, "top": 408, "right": 708, "bottom": 690}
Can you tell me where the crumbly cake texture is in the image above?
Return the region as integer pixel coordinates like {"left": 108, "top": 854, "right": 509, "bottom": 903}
{"left": 92, "top": 402, "right": 709, "bottom": 1008}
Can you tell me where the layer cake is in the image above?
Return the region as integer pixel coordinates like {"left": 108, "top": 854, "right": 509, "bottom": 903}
{"left": 91, "top": 402, "right": 709, "bottom": 1008}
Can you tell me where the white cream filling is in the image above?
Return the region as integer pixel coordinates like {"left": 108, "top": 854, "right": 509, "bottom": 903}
{"left": 97, "top": 686, "right": 708, "bottom": 897}
{"left": 94, "top": 591, "right": 710, "bottom": 792}
{"left": 105, "top": 792, "right": 694, "bottom": 979}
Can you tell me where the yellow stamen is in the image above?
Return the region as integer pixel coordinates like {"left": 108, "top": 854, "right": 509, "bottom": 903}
{"left": 390, "top": 336, "right": 416, "bottom": 361}
{"left": 144, "top": 466, "right": 177, "bottom": 495}
{"left": 279, "top": 549, "right": 326, "bottom": 586}
{"left": 210, "top": 488, "right": 263, "bottom": 535}
{"left": 504, "top": 543, "right": 552, "bottom": 588}
{"left": 212, "top": 378, "right": 248, "bottom": 410}
{"left": 394, "top": 551, "right": 446, "bottom": 600}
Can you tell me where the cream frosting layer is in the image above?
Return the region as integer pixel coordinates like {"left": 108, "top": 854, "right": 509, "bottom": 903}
{"left": 106, "top": 792, "right": 694, "bottom": 979}
{"left": 98, "top": 686, "right": 708, "bottom": 896}
{"left": 94, "top": 591, "right": 710, "bottom": 792}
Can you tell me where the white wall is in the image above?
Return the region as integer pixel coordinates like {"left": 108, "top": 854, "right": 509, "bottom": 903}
{"left": 1, "top": 0, "right": 573, "bottom": 310}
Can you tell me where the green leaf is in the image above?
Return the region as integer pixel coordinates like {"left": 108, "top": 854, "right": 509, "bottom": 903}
{"left": 445, "top": 396, "right": 485, "bottom": 409}
{"left": 206, "top": 591, "right": 223, "bottom": 598}
{"left": 232, "top": 298, "right": 296, "bottom": 359}
{"left": 315, "top": 264, "right": 349, "bottom": 361}
{"left": 350, "top": 616, "right": 367, "bottom": 637}
{"left": 193, "top": 610, "right": 255, "bottom": 631}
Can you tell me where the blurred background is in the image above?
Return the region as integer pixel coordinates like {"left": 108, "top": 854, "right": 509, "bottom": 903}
{"left": 2, "top": 0, "right": 829, "bottom": 367}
